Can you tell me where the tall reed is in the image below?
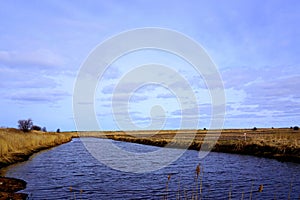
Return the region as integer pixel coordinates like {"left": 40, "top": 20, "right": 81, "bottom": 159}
{"left": 0, "top": 128, "right": 76, "bottom": 167}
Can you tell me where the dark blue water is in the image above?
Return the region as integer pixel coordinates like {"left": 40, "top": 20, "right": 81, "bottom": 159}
{"left": 2, "top": 138, "right": 300, "bottom": 199}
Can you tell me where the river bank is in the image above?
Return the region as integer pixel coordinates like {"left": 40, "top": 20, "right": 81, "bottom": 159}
{"left": 77, "top": 128, "right": 300, "bottom": 163}
{"left": 0, "top": 128, "right": 299, "bottom": 199}
{"left": 0, "top": 128, "right": 78, "bottom": 168}
{"left": 2, "top": 127, "right": 298, "bottom": 167}
{"left": 0, "top": 128, "right": 78, "bottom": 198}
{"left": 2, "top": 128, "right": 298, "bottom": 167}
{"left": 0, "top": 176, "right": 27, "bottom": 199}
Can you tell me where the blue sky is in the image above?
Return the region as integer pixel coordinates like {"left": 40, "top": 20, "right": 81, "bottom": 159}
{"left": 0, "top": 0, "right": 299, "bottom": 131}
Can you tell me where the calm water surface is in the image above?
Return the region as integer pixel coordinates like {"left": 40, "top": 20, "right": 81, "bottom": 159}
{"left": 2, "top": 138, "right": 300, "bottom": 199}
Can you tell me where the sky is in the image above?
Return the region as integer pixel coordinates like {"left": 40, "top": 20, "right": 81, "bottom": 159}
{"left": 0, "top": 0, "right": 299, "bottom": 131}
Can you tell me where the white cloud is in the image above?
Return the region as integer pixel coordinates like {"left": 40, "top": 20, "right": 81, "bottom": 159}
{"left": 0, "top": 49, "right": 65, "bottom": 68}
{"left": 5, "top": 90, "right": 70, "bottom": 104}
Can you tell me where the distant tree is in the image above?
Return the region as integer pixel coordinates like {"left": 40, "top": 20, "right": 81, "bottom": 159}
{"left": 271, "top": 127, "right": 274, "bottom": 129}
{"left": 18, "top": 119, "right": 33, "bottom": 132}
{"left": 252, "top": 127, "right": 257, "bottom": 131}
{"left": 290, "top": 127, "right": 293, "bottom": 129}
{"left": 203, "top": 128, "right": 207, "bottom": 130}
{"left": 42, "top": 127, "right": 47, "bottom": 132}
{"left": 294, "top": 126, "right": 299, "bottom": 131}
{"left": 56, "top": 128, "right": 60, "bottom": 133}
{"left": 31, "top": 125, "right": 41, "bottom": 131}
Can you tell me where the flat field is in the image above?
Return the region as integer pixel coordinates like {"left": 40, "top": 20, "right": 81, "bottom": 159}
{"left": 76, "top": 128, "right": 300, "bottom": 162}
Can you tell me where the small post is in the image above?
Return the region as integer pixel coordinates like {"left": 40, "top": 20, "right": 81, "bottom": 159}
{"left": 244, "top": 133, "right": 247, "bottom": 141}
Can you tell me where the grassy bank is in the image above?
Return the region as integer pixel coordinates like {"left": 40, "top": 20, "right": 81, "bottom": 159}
{"left": 76, "top": 128, "right": 300, "bottom": 163}
{"left": 0, "top": 128, "right": 78, "bottom": 168}
{"left": 1, "top": 128, "right": 298, "bottom": 167}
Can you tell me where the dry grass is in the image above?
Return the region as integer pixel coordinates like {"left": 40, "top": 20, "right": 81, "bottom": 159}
{"left": 3, "top": 128, "right": 296, "bottom": 166}
{"left": 75, "top": 128, "right": 300, "bottom": 163}
{"left": 164, "top": 164, "right": 267, "bottom": 200}
{"left": 0, "top": 128, "right": 78, "bottom": 167}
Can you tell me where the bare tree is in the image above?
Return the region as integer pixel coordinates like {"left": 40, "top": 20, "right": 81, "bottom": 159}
{"left": 18, "top": 118, "right": 33, "bottom": 132}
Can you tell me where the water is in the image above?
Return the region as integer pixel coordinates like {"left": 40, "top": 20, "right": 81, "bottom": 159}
{"left": 2, "top": 138, "right": 300, "bottom": 199}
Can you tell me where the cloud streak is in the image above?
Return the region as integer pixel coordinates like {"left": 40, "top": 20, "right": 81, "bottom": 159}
{"left": 0, "top": 49, "right": 65, "bottom": 68}
{"left": 6, "top": 90, "right": 71, "bottom": 104}
{"left": 1, "top": 0, "right": 299, "bottom": 130}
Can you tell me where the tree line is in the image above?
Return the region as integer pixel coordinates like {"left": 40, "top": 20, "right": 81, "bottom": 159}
{"left": 17, "top": 118, "right": 60, "bottom": 133}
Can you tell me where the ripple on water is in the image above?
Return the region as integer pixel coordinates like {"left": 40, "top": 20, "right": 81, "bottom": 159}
{"left": 2, "top": 138, "right": 300, "bottom": 199}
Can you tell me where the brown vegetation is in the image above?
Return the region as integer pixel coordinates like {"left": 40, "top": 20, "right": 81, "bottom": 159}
{"left": 75, "top": 128, "right": 300, "bottom": 163}
{"left": 0, "top": 128, "right": 78, "bottom": 168}
{"left": 0, "top": 127, "right": 298, "bottom": 198}
{"left": 0, "top": 176, "right": 27, "bottom": 200}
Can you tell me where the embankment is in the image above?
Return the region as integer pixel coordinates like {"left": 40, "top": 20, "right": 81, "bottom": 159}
{"left": 77, "top": 128, "right": 300, "bottom": 163}
{"left": 0, "top": 176, "right": 27, "bottom": 199}
{"left": 0, "top": 128, "right": 78, "bottom": 199}
{"left": 0, "top": 128, "right": 78, "bottom": 168}
{"left": 2, "top": 128, "right": 298, "bottom": 167}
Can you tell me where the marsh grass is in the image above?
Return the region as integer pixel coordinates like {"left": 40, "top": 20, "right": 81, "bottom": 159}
{"left": 164, "top": 174, "right": 172, "bottom": 200}
{"left": 77, "top": 128, "right": 300, "bottom": 163}
{"left": 0, "top": 128, "right": 77, "bottom": 167}
{"left": 68, "top": 186, "right": 85, "bottom": 200}
{"left": 2, "top": 128, "right": 297, "bottom": 165}
{"left": 163, "top": 165, "right": 269, "bottom": 200}
{"left": 249, "top": 180, "right": 254, "bottom": 200}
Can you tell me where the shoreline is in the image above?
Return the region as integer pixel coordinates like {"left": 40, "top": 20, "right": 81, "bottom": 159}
{"left": 0, "top": 128, "right": 78, "bottom": 169}
{"left": 1, "top": 128, "right": 299, "bottom": 168}
{"left": 0, "top": 176, "right": 27, "bottom": 199}
{"left": 0, "top": 127, "right": 298, "bottom": 197}
{"left": 0, "top": 128, "right": 78, "bottom": 199}
{"left": 76, "top": 128, "right": 300, "bottom": 163}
